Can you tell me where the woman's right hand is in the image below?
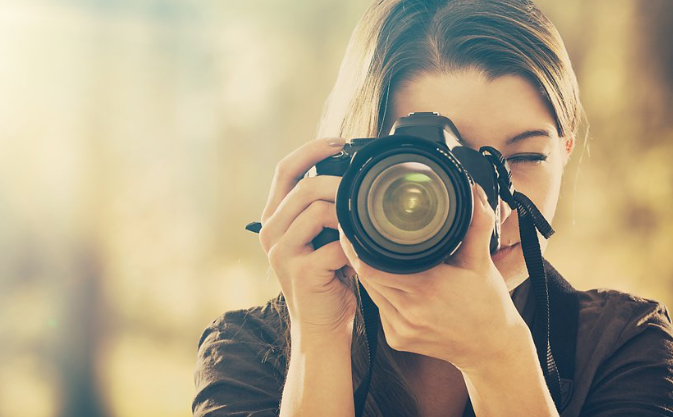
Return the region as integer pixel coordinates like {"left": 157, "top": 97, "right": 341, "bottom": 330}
{"left": 258, "top": 137, "right": 357, "bottom": 340}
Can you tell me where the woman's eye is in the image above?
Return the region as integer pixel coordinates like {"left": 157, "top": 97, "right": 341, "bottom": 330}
{"left": 506, "top": 153, "right": 548, "bottom": 165}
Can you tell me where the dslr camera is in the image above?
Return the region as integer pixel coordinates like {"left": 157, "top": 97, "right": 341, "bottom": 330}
{"left": 312, "top": 112, "right": 512, "bottom": 274}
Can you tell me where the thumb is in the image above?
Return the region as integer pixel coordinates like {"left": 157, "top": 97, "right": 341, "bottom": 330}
{"left": 449, "top": 183, "right": 496, "bottom": 269}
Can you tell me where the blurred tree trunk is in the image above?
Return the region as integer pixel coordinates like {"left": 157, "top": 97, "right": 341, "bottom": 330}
{"left": 636, "top": 0, "right": 673, "bottom": 135}
{"left": 58, "top": 246, "right": 108, "bottom": 417}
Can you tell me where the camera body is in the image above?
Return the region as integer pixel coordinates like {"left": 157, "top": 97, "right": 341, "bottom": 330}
{"left": 313, "top": 112, "right": 504, "bottom": 274}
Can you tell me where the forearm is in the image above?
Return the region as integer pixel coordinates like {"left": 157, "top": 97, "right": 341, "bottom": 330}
{"left": 279, "top": 328, "right": 355, "bottom": 417}
{"left": 462, "top": 324, "right": 559, "bottom": 417}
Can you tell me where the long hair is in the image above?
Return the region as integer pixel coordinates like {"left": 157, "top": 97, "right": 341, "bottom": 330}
{"left": 273, "top": 0, "right": 582, "bottom": 415}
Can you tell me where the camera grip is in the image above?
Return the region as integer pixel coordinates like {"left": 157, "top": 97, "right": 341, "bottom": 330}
{"left": 312, "top": 152, "right": 349, "bottom": 250}
{"left": 312, "top": 227, "right": 340, "bottom": 249}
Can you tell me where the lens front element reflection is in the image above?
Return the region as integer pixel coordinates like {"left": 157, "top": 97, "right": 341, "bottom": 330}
{"left": 384, "top": 173, "right": 435, "bottom": 231}
{"left": 368, "top": 162, "right": 450, "bottom": 245}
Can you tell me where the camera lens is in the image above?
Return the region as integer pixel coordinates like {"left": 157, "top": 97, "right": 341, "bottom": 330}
{"left": 367, "top": 162, "right": 449, "bottom": 245}
{"left": 355, "top": 152, "right": 458, "bottom": 255}
{"left": 336, "top": 134, "right": 473, "bottom": 274}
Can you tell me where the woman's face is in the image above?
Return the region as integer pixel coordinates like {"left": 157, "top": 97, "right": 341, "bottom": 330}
{"left": 385, "top": 69, "right": 573, "bottom": 290}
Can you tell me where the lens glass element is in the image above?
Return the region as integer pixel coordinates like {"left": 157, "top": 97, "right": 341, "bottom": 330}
{"left": 367, "top": 162, "right": 450, "bottom": 245}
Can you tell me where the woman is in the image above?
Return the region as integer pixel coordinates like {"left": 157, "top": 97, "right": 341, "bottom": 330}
{"left": 193, "top": 1, "right": 673, "bottom": 416}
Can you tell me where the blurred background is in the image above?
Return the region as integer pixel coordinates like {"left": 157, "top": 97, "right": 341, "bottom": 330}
{"left": 0, "top": 0, "right": 671, "bottom": 416}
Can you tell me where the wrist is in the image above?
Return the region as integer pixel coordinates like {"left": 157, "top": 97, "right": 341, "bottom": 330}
{"left": 457, "top": 319, "right": 533, "bottom": 376}
{"left": 291, "top": 325, "right": 353, "bottom": 353}
{"left": 461, "top": 325, "right": 558, "bottom": 417}
{"left": 283, "top": 322, "right": 355, "bottom": 417}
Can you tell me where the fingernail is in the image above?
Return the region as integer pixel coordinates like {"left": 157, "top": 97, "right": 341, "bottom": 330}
{"left": 324, "top": 137, "right": 346, "bottom": 147}
{"left": 475, "top": 184, "right": 489, "bottom": 208}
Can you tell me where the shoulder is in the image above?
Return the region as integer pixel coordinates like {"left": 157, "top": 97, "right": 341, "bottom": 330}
{"left": 192, "top": 295, "right": 289, "bottom": 416}
{"left": 199, "top": 294, "right": 287, "bottom": 348}
{"left": 545, "top": 259, "right": 672, "bottom": 361}
{"left": 196, "top": 294, "right": 288, "bottom": 372}
{"left": 569, "top": 286, "right": 673, "bottom": 415}
{"left": 576, "top": 287, "right": 673, "bottom": 354}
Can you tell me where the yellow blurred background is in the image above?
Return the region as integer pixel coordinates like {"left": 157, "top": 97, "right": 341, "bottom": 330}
{"left": 0, "top": 1, "right": 671, "bottom": 416}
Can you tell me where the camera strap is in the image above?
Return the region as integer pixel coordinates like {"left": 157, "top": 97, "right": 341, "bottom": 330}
{"left": 484, "top": 145, "right": 563, "bottom": 408}
{"left": 510, "top": 190, "right": 562, "bottom": 407}
{"left": 353, "top": 280, "right": 380, "bottom": 417}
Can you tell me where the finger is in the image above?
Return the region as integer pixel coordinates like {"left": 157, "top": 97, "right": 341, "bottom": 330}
{"left": 305, "top": 240, "right": 350, "bottom": 272}
{"left": 449, "top": 183, "right": 496, "bottom": 269}
{"left": 356, "top": 271, "right": 405, "bottom": 331}
{"left": 357, "top": 274, "right": 416, "bottom": 353}
{"left": 259, "top": 176, "right": 341, "bottom": 252}
{"left": 338, "top": 226, "right": 383, "bottom": 281}
{"left": 277, "top": 200, "right": 339, "bottom": 255}
{"left": 338, "top": 226, "right": 416, "bottom": 293}
{"left": 261, "top": 137, "right": 345, "bottom": 223}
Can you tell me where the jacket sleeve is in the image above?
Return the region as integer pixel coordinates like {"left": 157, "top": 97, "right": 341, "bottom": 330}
{"left": 579, "top": 300, "right": 673, "bottom": 417}
{"left": 192, "top": 308, "right": 286, "bottom": 417}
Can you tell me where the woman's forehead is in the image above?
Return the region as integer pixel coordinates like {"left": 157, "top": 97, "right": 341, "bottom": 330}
{"left": 386, "top": 70, "right": 558, "bottom": 146}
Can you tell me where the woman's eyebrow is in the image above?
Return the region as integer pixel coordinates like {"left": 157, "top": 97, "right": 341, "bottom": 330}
{"left": 506, "top": 129, "right": 553, "bottom": 145}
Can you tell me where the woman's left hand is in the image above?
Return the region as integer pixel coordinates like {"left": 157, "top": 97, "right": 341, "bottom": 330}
{"left": 339, "top": 183, "right": 530, "bottom": 374}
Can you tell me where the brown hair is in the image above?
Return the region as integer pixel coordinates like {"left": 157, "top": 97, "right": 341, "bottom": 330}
{"left": 274, "top": 0, "right": 582, "bottom": 415}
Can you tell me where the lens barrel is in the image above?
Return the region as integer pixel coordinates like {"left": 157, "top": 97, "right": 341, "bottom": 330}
{"left": 336, "top": 135, "right": 474, "bottom": 274}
